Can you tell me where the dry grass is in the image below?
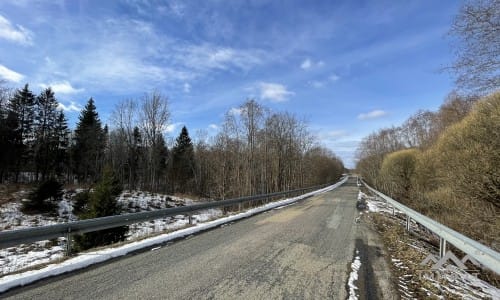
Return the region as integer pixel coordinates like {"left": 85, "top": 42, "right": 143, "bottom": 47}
{"left": 367, "top": 211, "right": 500, "bottom": 299}
{"left": 411, "top": 188, "right": 500, "bottom": 253}
{"left": 0, "top": 184, "right": 33, "bottom": 205}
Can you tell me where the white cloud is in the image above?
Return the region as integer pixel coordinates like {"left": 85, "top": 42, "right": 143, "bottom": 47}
{"left": 181, "top": 44, "right": 264, "bottom": 72}
{"left": 165, "top": 122, "right": 184, "bottom": 134}
{"left": 39, "top": 81, "right": 84, "bottom": 95}
{"left": 329, "top": 74, "right": 340, "bottom": 81}
{"left": 0, "top": 14, "right": 33, "bottom": 45}
{"left": 208, "top": 124, "right": 218, "bottom": 130}
{"left": 33, "top": 18, "right": 267, "bottom": 94}
{"left": 258, "top": 82, "right": 294, "bottom": 102}
{"left": 300, "top": 58, "right": 324, "bottom": 70}
{"left": 58, "top": 101, "right": 82, "bottom": 113}
{"left": 325, "top": 130, "right": 347, "bottom": 139}
{"left": 357, "top": 110, "right": 388, "bottom": 120}
{"left": 301, "top": 58, "right": 312, "bottom": 70}
{"left": 0, "top": 64, "right": 24, "bottom": 82}
{"left": 310, "top": 81, "right": 324, "bottom": 88}
{"left": 228, "top": 107, "right": 242, "bottom": 116}
{"left": 30, "top": 18, "right": 193, "bottom": 93}
{"left": 309, "top": 74, "right": 340, "bottom": 88}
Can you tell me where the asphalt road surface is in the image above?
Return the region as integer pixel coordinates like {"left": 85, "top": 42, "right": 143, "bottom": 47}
{"left": 3, "top": 178, "right": 396, "bottom": 299}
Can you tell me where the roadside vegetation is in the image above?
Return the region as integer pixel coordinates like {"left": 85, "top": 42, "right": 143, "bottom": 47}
{"left": 356, "top": 0, "right": 499, "bottom": 252}
{"left": 357, "top": 92, "right": 499, "bottom": 252}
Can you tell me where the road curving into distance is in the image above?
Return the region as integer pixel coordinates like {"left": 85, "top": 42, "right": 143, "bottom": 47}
{"left": 2, "top": 177, "right": 396, "bottom": 299}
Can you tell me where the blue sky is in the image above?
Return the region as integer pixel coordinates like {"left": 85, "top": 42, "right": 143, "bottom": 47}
{"left": 0, "top": 0, "right": 462, "bottom": 168}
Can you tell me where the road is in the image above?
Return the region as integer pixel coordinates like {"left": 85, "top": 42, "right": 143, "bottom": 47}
{"left": 2, "top": 178, "right": 396, "bottom": 299}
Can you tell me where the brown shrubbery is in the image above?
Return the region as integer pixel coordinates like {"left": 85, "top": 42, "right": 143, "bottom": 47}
{"left": 356, "top": 92, "right": 500, "bottom": 250}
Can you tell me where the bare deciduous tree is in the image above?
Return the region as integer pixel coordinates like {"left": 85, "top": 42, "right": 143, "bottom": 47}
{"left": 139, "top": 91, "right": 170, "bottom": 191}
{"left": 449, "top": 0, "right": 500, "bottom": 94}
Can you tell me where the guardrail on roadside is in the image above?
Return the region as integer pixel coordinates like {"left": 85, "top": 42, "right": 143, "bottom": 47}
{"left": 0, "top": 177, "right": 348, "bottom": 253}
{"left": 360, "top": 179, "right": 500, "bottom": 275}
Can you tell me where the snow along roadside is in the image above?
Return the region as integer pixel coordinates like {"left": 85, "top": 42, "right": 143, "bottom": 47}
{"left": 0, "top": 177, "right": 348, "bottom": 293}
{"left": 348, "top": 250, "right": 362, "bottom": 300}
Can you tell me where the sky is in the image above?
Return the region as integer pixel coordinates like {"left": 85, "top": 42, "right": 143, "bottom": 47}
{"left": 0, "top": 0, "right": 462, "bottom": 168}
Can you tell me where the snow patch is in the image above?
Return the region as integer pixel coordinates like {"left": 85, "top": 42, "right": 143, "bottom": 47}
{"left": 0, "top": 178, "right": 347, "bottom": 293}
{"left": 348, "top": 249, "right": 361, "bottom": 300}
{"left": 358, "top": 190, "right": 396, "bottom": 214}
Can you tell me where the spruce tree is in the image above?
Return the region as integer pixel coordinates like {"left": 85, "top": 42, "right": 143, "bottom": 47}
{"left": 151, "top": 134, "right": 168, "bottom": 192}
{"left": 54, "top": 111, "right": 70, "bottom": 177}
{"left": 74, "top": 167, "right": 127, "bottom": 251}
{"left": 127, "top": 126, "right": 143, "bottom": 189}
{"left": 34, "top": 88, "right": 60, "bottom": 180}
{"left": 0, "top": 111, "right": 19, "bottom": 182}
{"left": 8, "top": 84, "right": 36, "bottom": 181}
{"left": 72, "top": 98, "right": 105, "bottom": 184}
{"left": 170, "top": 126, "right": 195, "bottom": 193}
{"left": 23, "top": 178, "right": 63, "bottom": 213}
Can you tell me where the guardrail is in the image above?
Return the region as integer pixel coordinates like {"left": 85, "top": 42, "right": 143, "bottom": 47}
{"left": 360, "top": 179, "right": 500, "bottom": 275}
{"left": 0, "top": 178, "right": 347, "bottom": 253}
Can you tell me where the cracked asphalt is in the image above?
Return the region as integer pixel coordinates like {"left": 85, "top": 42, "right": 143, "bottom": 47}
{"left": 3, "top": 178, "right": 396, "bottom": 299}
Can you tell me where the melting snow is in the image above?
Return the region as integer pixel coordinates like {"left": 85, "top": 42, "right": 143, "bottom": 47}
{"left": 348, "top": 250, "right": 361, "bottom": 300}
{"left": 0, "top": 179, "right": 347, "bottom": 293}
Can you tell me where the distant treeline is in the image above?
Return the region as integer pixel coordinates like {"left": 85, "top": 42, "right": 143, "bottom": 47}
{"left": 0, "top": 83, "right": 344, "bottom": 199}
{"left": 356, "top": 92, "right": 499, "bottom": 250}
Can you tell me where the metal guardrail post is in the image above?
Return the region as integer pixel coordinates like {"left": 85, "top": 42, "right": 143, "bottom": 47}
{"left": 65, "top": 228, "right": 72, "bottom": 257}
{"left": 406, "top": 215, "right": 411, "bottom": 232}
{"left": 439, "top": 238, "right": 447, "bottom": 258}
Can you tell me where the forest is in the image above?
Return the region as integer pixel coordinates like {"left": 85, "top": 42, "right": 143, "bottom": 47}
{"left": 0, "top": 83, "right": 344, "bottom": 201}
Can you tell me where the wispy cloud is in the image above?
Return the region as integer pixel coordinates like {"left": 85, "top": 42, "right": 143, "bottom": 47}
{"left": 329, "top": 74, "right": 340, "bottom": 81}
{"left": 180, "top": 43, "right": 265, "bottom": 72}
{"left": 309, "top": 74, "right": 340, "bottom": 88}
{"left": 165, "top": 122, "right": 184, "bottom": 134}
{"left": 34, "top": 18, "right": 193, "bottom": 93}
{"left": 39, "top": 81, "right": 84, "bottom": 95}
{"left": 300, "top": 58, "right": 324, "bottom": 70}
{"left": 310, "top": 81, "right": 324, "bottom": 88}
{"left": 324, "top": 130, "right": 347, "bottom": 139}
{"left": 0, "top": 14, "right": 33, "bottom": 45}
{"left": 228, "top": 107, "right": 242, "bottom": 116}
{"left": 357, "top": 109, "right": 388, "bottom": 120}
{"left": 0, "top": 64, "right": 24, "bottom": 82}
{"left": 258, "top": 82, "right": 294, "bottom": 102}
{"left": 29, "top": 17, "right": 267, "bottom": 94}
{"left": 301, "top": 58, "right": 312, "bottom": 70}
{"left": 58, "top": 101, "right": 82, "bottom": 113}
{"left": 208, "top": 124, "right": 218, "bottom": 130}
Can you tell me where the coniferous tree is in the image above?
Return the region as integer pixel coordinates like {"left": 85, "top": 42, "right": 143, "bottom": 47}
{"left": 23, "top": 178, "right": 63, "bottom": 213}
{"left": 54, "top": 111, "right": 70, "bottom": 178}
{"left": 0, "top": 111, "right": 19, "bottom": 182}
{"left": 72, "top": 98, "right": 105, "bottom": 184}
{"left": 8, "top": 84, "right": 36, "bottom": 182}
{"left": 34, "top": 88, "right": 60, "bottom": 181}
{"left": 128, "top": 126, "right": 143, "bottom": 189}
{"left": 152, "top": 134, "right": 168, "bottom": 192}
{"left": 170, "top": 126, "right": 195, "bottom": 193}
{"left": 74, "top": 167, "right": 127, "bottom": 251}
